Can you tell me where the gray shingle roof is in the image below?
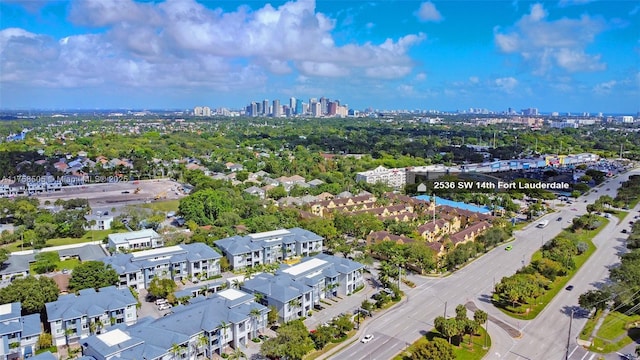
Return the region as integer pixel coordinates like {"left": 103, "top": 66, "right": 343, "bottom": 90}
{"left": 45, "top": 286, "right": 136, "bottom": 321}
{"left": 214, "top": 228, "right": 322, "bottom": 256}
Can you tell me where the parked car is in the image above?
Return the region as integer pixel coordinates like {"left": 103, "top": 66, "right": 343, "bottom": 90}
{"left": 505, "top": 245, "right": 513, "bottom": 251}
{"left": 158, "top": 304, "right": 172, "bottom": 311}
{"left": 565, "top": 285, "right": 574, "bottom": 291}
{"left": 155, "top": 299, "right": 168, "bottom": 306}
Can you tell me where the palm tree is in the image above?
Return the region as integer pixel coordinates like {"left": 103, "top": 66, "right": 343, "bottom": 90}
{"left": 227, "top": 347, "right": 246, "bottom": 360}
{"left": 253, "top": 292, "right": 265, "bottom": 305}
{"left": 170, "top": 343, "right": 181, "bottom": 360}
{"left": 249, "top": 308, "right": 262, "bottom": 340}
{"left": 196, "top": 334, "right": 208, "bottom": 359}
{"left": 288, "top": 298, "right": 302, "bottom": 320}
{"left": 218, "top": 321, "right": 229, "bottom": 355}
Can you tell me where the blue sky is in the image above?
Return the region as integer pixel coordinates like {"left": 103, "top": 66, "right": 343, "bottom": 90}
{"left": 0, "top": 0, "right": 638, "bottom": 113}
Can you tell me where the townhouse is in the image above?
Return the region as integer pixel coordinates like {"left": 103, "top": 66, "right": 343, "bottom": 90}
{"left": 45, "top": 286, "right": 137, "bottom": 347}
{"left": 214, "top": 228, "right": 323, "bottom": 270}
{"left": 81, "top": 289, "right": 268, "bottom": 360}
{"left": 0, "top": 303, "right": 41, "bottom": 360}
{"left": 241, "top": 254, "right": 365, "bottom": 323}
{"left": 100, "top": 243, "right": 221, "bottom": 290}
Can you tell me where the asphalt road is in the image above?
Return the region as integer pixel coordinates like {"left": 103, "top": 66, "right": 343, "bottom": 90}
{"left": 328, "top": 169, "right": 639, "bottom": 360}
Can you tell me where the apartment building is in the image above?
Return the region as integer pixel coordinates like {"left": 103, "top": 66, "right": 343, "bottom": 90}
{"left": 242, "top": 254, "right": 365, "bottom": 323}
{"left": 45, "top": 286, "right": 137, "bottom": 347}
{"left": 355, "top": 166, "right": 407, "bottom": 188}
{"left": 100, "top": 243, "right": 221, "bottom": 290}
{"left": 81, "top": 289, "right": 267, "bottom": 360}
{"left": 0, "top": 303, "right": 41, "bottom": 360}
{"left": 214, "top": 228, "right": 323, "bottom": 270}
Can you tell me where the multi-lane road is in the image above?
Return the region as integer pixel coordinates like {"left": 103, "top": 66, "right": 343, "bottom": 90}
{"left": 328, "top": 168, "right": 639, "bottom": 360}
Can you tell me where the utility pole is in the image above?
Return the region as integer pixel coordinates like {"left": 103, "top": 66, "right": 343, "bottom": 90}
{"left": 444, "top": 301, "right": 447, "bottom": 318}
{"left": 565, "top": 309, "right": 574, "bottom": 360}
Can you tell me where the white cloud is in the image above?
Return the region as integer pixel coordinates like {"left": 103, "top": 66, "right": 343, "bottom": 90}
{"left": 494, "top": 3, "right": 607, "bottom": 74}
{"left": 469, "top": 76, "right": 479, "bottom": 84}
{"left": 1, "top": 0, "right": 425, "bottom": 92}
{"left": 416, "top": 72, "right": 427, "bottom": 81}
{"left": 593, "top": 80, "right": 617, "bottom": 94}
{"left": 494, "top": 77, "right": 518, "bottom": 93}
{"left": 415, "top": 2, "right": 443, "bottom": 22}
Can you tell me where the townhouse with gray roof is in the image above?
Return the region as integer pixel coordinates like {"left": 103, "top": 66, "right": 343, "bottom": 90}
{"left": 0, "top": 303, "right": 41, "bottom": 360}
{"left": 107, "top": 229, "right": 163, "bottom": 253}
{"left": 45, "top": 286, "right": 137, "bottom": 347}
{"left": 214, "top": 228, "right": 323, "bottom": 270}
{"left": 81, "top": 289, "right": 268, "bottom": 360}
{"left": 241, "top": 253, "right": 364, "bottom": 323}
{"left": 100, "top": 243, "right": 221, "bottom": 290}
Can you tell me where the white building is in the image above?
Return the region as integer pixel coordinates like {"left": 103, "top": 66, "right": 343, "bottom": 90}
{"left": 355, "top": 166, "right": 407, "bottom": 188}
{"left": 101, "top": 243, "right": 222, "bottom": 290}
{"left": 107, "top": 229, "right": 163, "bottom": 252}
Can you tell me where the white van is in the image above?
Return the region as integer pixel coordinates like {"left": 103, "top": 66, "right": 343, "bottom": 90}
{"left": 155, "top": 299, "right": 168, "bottom": 306}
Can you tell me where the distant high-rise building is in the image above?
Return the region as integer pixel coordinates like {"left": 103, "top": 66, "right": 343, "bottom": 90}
{"left": 320, "top": 97, "right": 328, "bottom": 115}
{"left": 193, "top": 106, "right": 203, "bottom": 116}
{"left": 289, "top": 97, "right": 297, "bottom": 115}
{"left": 311, "top": 102, "right": 322, "bottom": 117}
{"left": 272, "top": 100, "right": 281, "bottom": 117}
{"left": 262, "top": 100, "right": 269, "bottom": 116}
{"left": 256, "top": 102, "right": 263, "bottom": 114}
{"left": 328, "top": 101, "right": 337, "bottom": 116}
{"left": 295, "top": 101, "right": 303, "bottom": 115}
{"left": 250, "top": 102, "right": 258, "bottom": 117}
{"left": 522, "top": 108, "right": 539, "bottom": 116}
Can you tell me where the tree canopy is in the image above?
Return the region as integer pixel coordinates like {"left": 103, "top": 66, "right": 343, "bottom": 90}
{"left": 68, "top": 261, "right": 119, "bottom": 291}
{"left": 0, "top": 276, "right": 59, "bottom": 315}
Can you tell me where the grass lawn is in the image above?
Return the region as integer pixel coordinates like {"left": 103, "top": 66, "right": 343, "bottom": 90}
{"left": 394, "top": 329, "right": 490, "bottom": 360}
{"left": 29, "top": 258, "right": 80, "bottom": 274}
{"left": 305, "top": 329, "right": 357, "bottom": 359}
{"left": 579, "top": 311, "right": 603, "bottom": 341}
{"left": 494, "top": 218, "right": 605, "bottom": 320}
{"left": 135, "top": 199, "right": 180, "bottom": 213}
{"left": 609, "top": 210, "right": 629, "bottom": 224}
{"left": 5, "top": 229, "right": 125, "bottom": 253}
{"left": 589, "top": 312, "right": 640, "bottom": 353}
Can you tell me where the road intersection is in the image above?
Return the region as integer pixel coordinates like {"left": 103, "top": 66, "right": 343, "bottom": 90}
{"left": 327, "top": 169, "right": 639, "bottom": 360}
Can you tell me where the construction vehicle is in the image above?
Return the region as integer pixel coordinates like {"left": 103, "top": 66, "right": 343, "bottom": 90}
{"left": 134, "top": 187, "right": 141, "bottom": 194}
{"left": 154, "top": 191, "right": 167, "bottom": 200}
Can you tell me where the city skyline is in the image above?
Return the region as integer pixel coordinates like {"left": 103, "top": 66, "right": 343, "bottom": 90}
{"left": 0, "top": 0, "right": 638, "bottom": 113}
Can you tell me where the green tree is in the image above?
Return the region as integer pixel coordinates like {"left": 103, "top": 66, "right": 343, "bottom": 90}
{"left": 267, "top": 305, "right": 279, "bottom": 325}
{"left": 260, "top": 320, "right": 314, "bottom": 360}
{"left": 0, "top": 276, "right": 59, "bottom": 314}
{"left": 310, "top": 325, "right": 336, "bottom": 350}
{"left": 331, "top": 314, "right": 354, "bottom": 336}
{"left": 578, "top": 289, "right": 611, "bottom": 314}
{"left": 32, "top": 251, "right": 59, "bottom": 274}
{"left": 147, "top": 277, "right": 178, "bottom": 299}
{"left": 0, "top": 248, "right": 9, "bottom": 266}
{"left": 473, "top": 309, "right": 488, "bottom": 326}
{"left": 68, "top": 261, "right": 119, "bottom": 291}
{"left": 412, "top": 337, "right": 455, "bottom": 360}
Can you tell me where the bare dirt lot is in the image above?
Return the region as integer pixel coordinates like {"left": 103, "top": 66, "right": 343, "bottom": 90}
{"left": 34, "top": 178, "right": 185, "bottom": 209}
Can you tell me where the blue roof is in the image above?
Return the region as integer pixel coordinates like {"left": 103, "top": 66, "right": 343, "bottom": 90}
{"left": 83, "top": 291, "right": 267, "bottom": 360}
{"left": 215, "top": 227, "right": 322, "bottom": 256}
{"left": 101, "top": 243, "right": 220, "bottom": 275}
{"left": 45, "top": 286, "right": 136, "bottom": 321}
{"left": 242, "top": 254, "right": 364, "bottom": 302}
{"left": 29, "top": 352, "right": 57, "bottom": 360}
{"left": 414, "top": 195, "right": 493, "bottom": 214}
